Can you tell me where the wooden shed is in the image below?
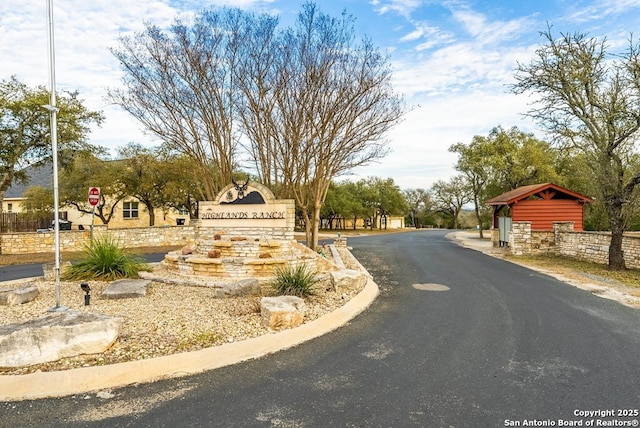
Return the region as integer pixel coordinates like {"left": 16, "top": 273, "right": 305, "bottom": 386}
{"left": 485, "top": 183, "right": 593, "bottom": 231}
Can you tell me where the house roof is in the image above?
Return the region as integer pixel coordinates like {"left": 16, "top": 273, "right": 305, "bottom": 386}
{"left": 485, "top": 182, "right": 594, "bottom": 206}
{"left": 4, "top": 162, "right": 53, "bottom": 198}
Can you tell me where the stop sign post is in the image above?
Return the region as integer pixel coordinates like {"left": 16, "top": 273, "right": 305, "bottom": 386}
{"left": 88, "top": 187, "right": 100, "bottom": 240}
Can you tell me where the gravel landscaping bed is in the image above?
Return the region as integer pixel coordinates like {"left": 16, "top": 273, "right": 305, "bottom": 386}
{"left": 0, "top": 247, "right": 365, "bottom": 376}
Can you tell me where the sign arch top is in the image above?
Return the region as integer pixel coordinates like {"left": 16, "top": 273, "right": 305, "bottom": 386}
{"left": 215, "top": 181, "right": 276, "bottom": 205}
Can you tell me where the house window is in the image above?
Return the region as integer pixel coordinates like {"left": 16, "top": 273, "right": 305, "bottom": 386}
{"left": 7, "top": 203, "right": 12, "bottom": 213}
{"left": 123, "top": 202, "right": 139, "bottom": 219}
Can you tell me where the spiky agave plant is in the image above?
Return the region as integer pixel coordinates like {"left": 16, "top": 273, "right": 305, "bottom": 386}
{"left": 269, "top": 263, "right": 320, "bottom": 297}
{"left": 61, "top": 235, "right": 151, "bottom": 281}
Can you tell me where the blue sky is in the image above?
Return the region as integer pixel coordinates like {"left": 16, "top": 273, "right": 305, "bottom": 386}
{"left": 2, "top": 0, "right": 640, "bottom": 190}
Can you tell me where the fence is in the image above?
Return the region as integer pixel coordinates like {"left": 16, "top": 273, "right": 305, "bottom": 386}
{"left": 0, "top": 212, "right": 68, "bottom": 233}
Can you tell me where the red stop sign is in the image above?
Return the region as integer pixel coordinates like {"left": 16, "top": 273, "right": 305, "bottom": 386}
{"left": 88, "top": 187, "right": 100, "bottom": 207}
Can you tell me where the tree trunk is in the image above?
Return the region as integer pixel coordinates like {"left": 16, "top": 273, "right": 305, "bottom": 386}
{"left": 147, "top": 204, "right": 155, "bottom": 227}
{"left": 607, "top": 201, "right": 626, "bottom": 270}
{"left": 473, "top": 195, "right": 484, "bottom": 238}
{"left": 308, "top": 203, "right": 322, "bottom": 251}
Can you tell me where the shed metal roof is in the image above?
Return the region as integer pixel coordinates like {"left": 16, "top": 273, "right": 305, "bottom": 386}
{"left": 485, "top": 182, "right": 594, "bottom": 206}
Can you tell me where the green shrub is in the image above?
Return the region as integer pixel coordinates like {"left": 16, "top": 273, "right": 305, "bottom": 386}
{"left": 269, "top": 263, "right": 319, "bottom": 297}
{"left": 61, "top": 235, "right": 151, "bottom": 281}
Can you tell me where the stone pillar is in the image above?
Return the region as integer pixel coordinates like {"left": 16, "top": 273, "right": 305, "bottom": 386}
{"left": 334, "top": 237, "right": 348, "bottom": 248}
{"left": 510, "top": 221, "right": 532, "bottom": 256}
{"left": 491, "top": 228, "right": 499, "bottom": 248}
{"left": 553, "top": 221, "right": 573, "bottom": 248}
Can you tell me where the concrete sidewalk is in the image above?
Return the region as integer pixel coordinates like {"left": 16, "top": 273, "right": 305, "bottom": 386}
{"left": 449, "top": 230, "right": 504, "bottom": 255}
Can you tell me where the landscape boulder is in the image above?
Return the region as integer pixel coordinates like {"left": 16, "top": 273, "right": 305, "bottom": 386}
{"left": 219, "top": 278, "right": 261, "bottom": 297}
{"left": 0, "top": 310, "right": 121, "bottom": 367}
{"left": 330, "top": 269, "right": 367, "bottom": 293}
{"left": 260, "top": 296, "right": 306, "bottom": 330}
{"left": 0, "top": 284, "right": 40, "bottom": 306}
{"left": 102, "top": 279, "right": 151, "bottom": 299}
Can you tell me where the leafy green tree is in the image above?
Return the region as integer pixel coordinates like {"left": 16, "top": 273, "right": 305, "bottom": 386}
{"left": 342, "top": 181, "right": 371, "bottom": 230}
{"left": 430, "top": 175, "right": 472, "bottom": 229}
{"left": 0, "top": 77, "right": 103, "bottom": 211}
{"left": 59, "top": 152, "right": 124, "bottom": 224}
{"left": 22, "top": 185, "right": 54, "bottom": 215}
{"left": 159, "top": 151, "right": 208, "bottom": 219}
{"left": 321, "top": 182, "right": 347, "bottom": 230}
{"left": 322, "top": 180, "right": 375, "bottom": 230}
{"left": 403, "top": 188, "right": 434, "bottom": 228}
{"left": 358, "top": 177, "right": 407, "bottom": 229}
{"left": 117, "top": 143, "right": 175, "bottom": 227}
{"left": 512, "top": 28, "right": 640, "bottom": 269}
{"left": 450, "top": 126, "right": 560, "bottom": 237}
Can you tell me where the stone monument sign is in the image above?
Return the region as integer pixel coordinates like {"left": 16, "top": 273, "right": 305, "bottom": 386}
{"left": 195, "top": 180, "right": 295, "bottom": 241}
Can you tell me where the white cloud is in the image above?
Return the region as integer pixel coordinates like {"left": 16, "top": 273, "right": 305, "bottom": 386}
{"left": 567, "top": 0, "right": 640, "bottom": 22}
{"left": 451, "top": 9, "right": 534, "bottom": 46}
{"left": 373, "top": 0, "right": 422, "bottom": 17}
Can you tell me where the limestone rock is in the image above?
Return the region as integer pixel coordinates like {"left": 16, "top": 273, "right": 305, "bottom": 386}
{"left": 180, "top": 245, "right": 193, "bottom": 255}
{"left": 260, "top": 296, "right": 306, "bottom": 330}
{"left": 220, "top": 278, "right": 261, "bottom": 297}
{"left": 330, "top": 269, "right": 367, "bottom": 293}
{"left": 102, "top": 279, "right": 151, "bottom": 299}
{"left": 0, "top": 284, "right": 40, "bottom": 306}
{"left": 207, "top": 249, "right": 221, "bottom": 258}
{"left": 0, "top": 310, "right": 121, "bottom": 367}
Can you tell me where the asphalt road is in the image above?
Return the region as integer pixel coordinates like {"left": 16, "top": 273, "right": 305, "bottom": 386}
{"left": 0, "top": 253, "right": 167, "bottom": 282}
{"left": 2, "top": 230, "right": 640, "bottom": 427}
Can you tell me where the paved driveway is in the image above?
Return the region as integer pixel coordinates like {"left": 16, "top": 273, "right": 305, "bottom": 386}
{"left": 2, "top": 230, "right": 639, "bottom": 427}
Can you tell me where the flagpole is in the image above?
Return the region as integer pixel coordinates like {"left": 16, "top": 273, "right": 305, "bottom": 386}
{"left": 46, "top": 0, "right": 67, "bottom": 312}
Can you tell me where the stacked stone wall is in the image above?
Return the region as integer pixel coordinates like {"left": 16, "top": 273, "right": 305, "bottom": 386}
{"left": 530, "top": 231, "right": 555, "bottom": 255}
{"left": 508, "top": 220, "right": 640, "bottom": 269}
{"left": 192, "top": 222, "right": 294, "bottom": 253}
{"left": 0, "top": 226, "right": 196, "bottom": 255}
{"left": 0, "top": 214, "right": 294, "bottom": 256}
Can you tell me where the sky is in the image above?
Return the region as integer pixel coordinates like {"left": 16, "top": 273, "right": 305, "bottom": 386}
{"left": 2, "top": 0, "right": 640, "bottom": 191}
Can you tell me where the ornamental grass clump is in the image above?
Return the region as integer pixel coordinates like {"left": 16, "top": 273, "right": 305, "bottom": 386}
{"left": 270, "top": 263, "right": 320, "bottom": 297}
{"left": 61, "top": 235, "right": 151, "bottom": 281}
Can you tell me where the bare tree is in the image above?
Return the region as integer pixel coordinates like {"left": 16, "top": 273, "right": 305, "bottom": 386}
{"left": 110, "top": 10, "right": 245, "bottom": 199}
{"left": 238, "top": 3, "right": 405, "bottom": 248}
{"left": 512, "top": 27, "right": 640, "bottom": 269}
{"left": 110, "top": 3, "right": 404, "bottom": 249}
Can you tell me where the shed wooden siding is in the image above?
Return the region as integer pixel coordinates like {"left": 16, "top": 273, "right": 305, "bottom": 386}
{"left": 512, "top": 199, "right": 585, "bottom": 231}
